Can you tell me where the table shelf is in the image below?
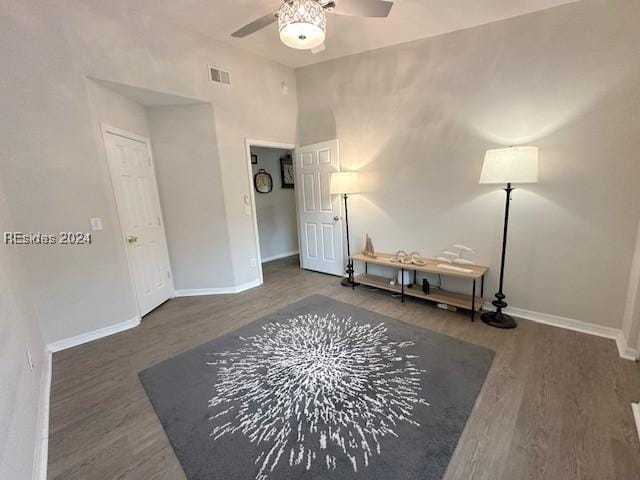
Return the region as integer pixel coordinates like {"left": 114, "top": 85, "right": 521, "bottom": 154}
{"left": 356, "top": 273, "right": 483, "bottom": 312}
{"left": 350, "top": 252, "right": 488, "bottom": 321}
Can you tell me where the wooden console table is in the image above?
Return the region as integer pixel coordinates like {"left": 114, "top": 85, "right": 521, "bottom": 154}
{"left": 350, "top": 253, "right": 489, "bottom": 321}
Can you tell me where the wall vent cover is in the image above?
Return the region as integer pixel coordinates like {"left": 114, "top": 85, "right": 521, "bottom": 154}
{"left": 209, "top": 66, "right": 231, "bottom": 86}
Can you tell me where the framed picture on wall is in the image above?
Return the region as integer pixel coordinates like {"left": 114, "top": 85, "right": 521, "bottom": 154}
{"left": 251, "top": 153, "right": 258, "bottom": 164}
{"left": 280, "top": 153, "right": 294, "bottom": 189}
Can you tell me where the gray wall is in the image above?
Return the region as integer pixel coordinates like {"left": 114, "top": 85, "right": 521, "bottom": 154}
{"left": 251, "top": 147, "right": 298, "bottom": 262}
{"left": 148, "top": 104, "right": 235, "bottom": 289}
{"left": 0, "top": 182, "right": 46, "bottom": 479}
{"left": 1, "top": 0, "right": 297, "bottom": 344}
{"left": 296, "top": 0, "right": 640, "bottom": 328}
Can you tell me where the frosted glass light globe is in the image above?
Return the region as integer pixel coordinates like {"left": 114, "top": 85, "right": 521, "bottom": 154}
{"left": 278, "top": 0, "right": 326, "bottom": 50}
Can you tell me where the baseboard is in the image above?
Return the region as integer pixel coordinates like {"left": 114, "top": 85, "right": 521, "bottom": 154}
{"left": 46, "top": 316, "right": 141, "bottom": 353}
{"left": 616, "top": 332, "right": 639, "bottom": 361}
{"left": 261, "top": 251, "right": 299, "bottom": 263}
{"left": 32, "top": 351, "right": 52, "bottom": 480}
{"left": 633, "top": 403, "right": 640, "bottom": 444}
{"left": 483, "top": 302, "right": 636, "bottom": 361}
{"left": 175, "top": 278, "right": 262, "bottom": 297}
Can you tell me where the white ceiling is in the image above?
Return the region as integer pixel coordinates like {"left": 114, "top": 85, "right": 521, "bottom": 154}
{"left": 140, "top": 0, "right": 580, "bottom": 68}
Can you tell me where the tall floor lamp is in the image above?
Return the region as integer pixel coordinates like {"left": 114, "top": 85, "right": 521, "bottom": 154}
{"left": 330, "top": 171, "right": 360, "bottom": 288}
{"left": 479, "top": 146, "right": 538, "bottom": 329}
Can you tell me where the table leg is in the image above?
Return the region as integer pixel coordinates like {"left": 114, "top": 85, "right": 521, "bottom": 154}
{"left": 471, "top": 279, "right": 476, "bottom": 322}
{"left": 401, "top": 267, "right": 405, "bottom": 303}
{"left": 481, "top": 274, "right": 484, "bottom": 297}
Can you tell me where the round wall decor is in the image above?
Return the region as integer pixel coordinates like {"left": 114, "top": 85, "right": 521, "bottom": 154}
{"left": 254, "top": 169, "right": 273, "bottom": 194}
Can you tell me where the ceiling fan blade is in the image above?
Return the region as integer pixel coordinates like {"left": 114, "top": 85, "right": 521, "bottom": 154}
{"left": 330, "top": 0, "right": 393, "bottom": 17}
{"left": 310, "top": 42, "right": 326, "bottom": 54}
{"left": 231, "top": 11, "right": 278, "bottom": 38}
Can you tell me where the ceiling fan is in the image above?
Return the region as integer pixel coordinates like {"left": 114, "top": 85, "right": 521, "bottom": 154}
{"left": 231, "top": 0, "right": 394, "bottom": 53}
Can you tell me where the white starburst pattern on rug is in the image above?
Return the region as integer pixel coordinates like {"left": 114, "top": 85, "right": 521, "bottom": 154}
{"left": 207, "top": 313, "right": 430, "bottom": 480}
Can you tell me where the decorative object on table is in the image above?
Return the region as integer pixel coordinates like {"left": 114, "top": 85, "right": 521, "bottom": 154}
{"left": 139, "top": 295, "right": 494, "bottom": 480}
{"left": 330, "top": 171, "right": 361, "bottom": 288}
{"left": 362, "top": 233, "right": 377, "bottom": 258}
{"left": 391, "top": 250, "right": 408, "bottom": 263}
{"left": 436, "top": 244, "right": 476, "bottom": 265}
{"left": 392, "top": 250, "right": 426, "bottom": 266}
{"left": 436, "top": 244, "right": 476, "bottom": 273}
{"left": 251, "top": 153, "right": 258, "bottom": 164}
{"left": 279, "top": 153, "right": 294, "bottom": 188}
{"left": 253, "top": 168, "right": 273, "bottom": 194}
{"left": 422, "top": 279, "right": 431, "bottom": 295}
{"left": 479, "top": 145, "right": 538, "bottom": 329}
{"left": 452, "top": 244, "right": 476, "bottom": 265}
{"left": 407, "top": 251, "right": 427, "bottom": 266}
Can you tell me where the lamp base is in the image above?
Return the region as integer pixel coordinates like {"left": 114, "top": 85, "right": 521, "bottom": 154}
{"left": 341, "top": 278, "right": 360, "bottom": 288}
{"left": 481, "top": 311, "right": 517, "bottom": 329}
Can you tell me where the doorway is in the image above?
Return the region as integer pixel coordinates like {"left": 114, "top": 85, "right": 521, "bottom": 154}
{"left": 245, "top": 138, "right": 345, "bottom": 284}
{"left": 248, "top": 143, "right": 300, "bottom": 281}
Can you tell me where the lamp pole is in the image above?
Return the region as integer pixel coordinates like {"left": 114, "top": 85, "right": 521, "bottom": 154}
{"left": 481, "top": 182, "right": 517, "bottom": 328}
{"left": 341, "top": 193, "right": 359, "bottom": 289}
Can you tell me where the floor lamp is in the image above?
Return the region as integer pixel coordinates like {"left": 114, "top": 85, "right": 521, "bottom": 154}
{"left": 479, "top": 146, "right": 538, "bottom": 329}
{"left": 330, "top": 171, "right": 360, "bottom": 288}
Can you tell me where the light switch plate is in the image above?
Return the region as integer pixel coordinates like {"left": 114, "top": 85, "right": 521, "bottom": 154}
{"left": 90, "top": 218, "right": 103, "bottom": 231}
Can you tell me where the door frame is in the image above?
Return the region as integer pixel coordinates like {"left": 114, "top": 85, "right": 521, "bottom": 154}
{"left": 101, "top": 123, "right": 175, "bottom": 318}
{"left": 244, "top": 138, "right": 297, "bottom": 284}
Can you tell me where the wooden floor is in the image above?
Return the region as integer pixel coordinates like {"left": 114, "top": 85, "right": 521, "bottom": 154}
{"left": 48, "top": 256, "right": 640, "bottom": 479}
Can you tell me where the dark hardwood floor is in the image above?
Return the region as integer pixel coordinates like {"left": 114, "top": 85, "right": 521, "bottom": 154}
{"left": 48, "top": 256, "right": 640, "bottom": 479}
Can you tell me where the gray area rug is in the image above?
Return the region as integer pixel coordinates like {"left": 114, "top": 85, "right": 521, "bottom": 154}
{"left": 139, "top": 294, "right": 494, "bottom": 480}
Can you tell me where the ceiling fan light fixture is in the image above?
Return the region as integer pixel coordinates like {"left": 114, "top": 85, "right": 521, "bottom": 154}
{"left": 278, "top": 0, "right": 326, "bottom": 50}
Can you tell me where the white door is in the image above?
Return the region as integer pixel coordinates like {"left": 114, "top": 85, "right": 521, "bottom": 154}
{"left": 103, "top": 128, "right": 174, "bottom": 316}
{"left": 295, "top": 140, "right": 344, "bottom": 276}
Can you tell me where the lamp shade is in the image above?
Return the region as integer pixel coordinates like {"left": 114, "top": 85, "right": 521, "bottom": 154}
{"left": 330, "top": 171, "right": 360, "bottom": 194}
{"left": 479, "top": 146, "right": 539, "bottom": 184}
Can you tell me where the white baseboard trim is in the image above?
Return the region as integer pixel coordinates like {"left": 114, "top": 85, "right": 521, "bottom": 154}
{"left": 616, "top": 332, "right": 640, "bottom": 361}
{"left": 33, "top": 351, "right": 52, "bottom": 480}
{"left": 175, "top": 278, "right": 262, "bottom": 297}
{"left": 261, "top": 251, "right": 299, "bottom": 263}
{"left": 46, "top": 315, "right": 141, "bottom": 353}
{"left": 483, "top": 302, "right": 636, "bottom": 361}
{"left": 633, "top": 403, "right": 640, "bottom": 443}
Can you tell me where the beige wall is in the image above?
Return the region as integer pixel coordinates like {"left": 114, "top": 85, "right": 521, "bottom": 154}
{"left": 296, "top": 0, "right": 640, "bottom": 328}
{"left": 148, "top": 104, "right": 235, "bottom": 290}
{"left": 251, "top": 147, "right": 299, "bottom": 261}
{"left": 0, "top": 181, "right": 46, "bottom": 479}
{"left": 1, "top": 0, "right": 297, "bottom": 344}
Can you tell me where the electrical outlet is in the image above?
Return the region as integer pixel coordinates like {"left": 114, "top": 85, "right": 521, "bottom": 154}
{"left": 26, "top": 349, "right": 35, "bottom": 371}
{"left": 250, "top": 258, "right": 257, "bottom": 268}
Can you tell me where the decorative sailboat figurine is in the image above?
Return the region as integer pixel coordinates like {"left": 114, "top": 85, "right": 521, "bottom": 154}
{"left": 362, "top": 234, "right": 377, "bottom": 258}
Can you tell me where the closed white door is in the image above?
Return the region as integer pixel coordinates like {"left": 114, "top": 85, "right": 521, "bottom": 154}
{"left": 103, "top": 128, "right": 174, "bottom": 316}
{"left": 295, "top": 140, "right": 344, "bottom": 276}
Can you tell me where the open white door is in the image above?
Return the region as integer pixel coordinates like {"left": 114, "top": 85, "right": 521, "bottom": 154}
{"left": 103, "top": 127, "right": 174, "bottom": 316}
{"left": 295, "top": 140, "right": 344, "bottom": 276}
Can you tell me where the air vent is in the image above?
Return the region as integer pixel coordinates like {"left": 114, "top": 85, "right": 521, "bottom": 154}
{"left": 209, "top": 66, "right": 231, "bottom": 86}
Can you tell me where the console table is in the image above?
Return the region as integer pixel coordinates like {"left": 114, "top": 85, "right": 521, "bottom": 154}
{"left": 350, "top": 252, "right": 489, "bottom": 321}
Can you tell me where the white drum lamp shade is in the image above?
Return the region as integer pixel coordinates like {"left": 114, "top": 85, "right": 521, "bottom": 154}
{"left": 479, "top": 146, "right": 539, "bottom": 185}
{"left": 278, "top": 0, "right": 326, "bottom": 50}
{"left": 330, "top": 171, "right": 360, "bottom": 195}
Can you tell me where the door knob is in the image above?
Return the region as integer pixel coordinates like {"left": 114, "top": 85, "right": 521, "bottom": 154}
{"left": 127, "top": 235, "right": 139, "bottom": 244}
{"left": 333, "top": 216, "right": 340, "bottom": 221}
